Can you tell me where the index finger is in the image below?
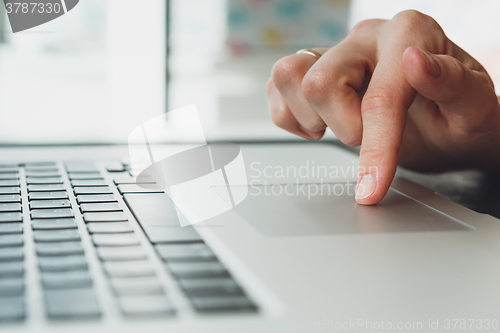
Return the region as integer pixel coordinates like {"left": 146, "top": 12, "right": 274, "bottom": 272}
{"left": 355, "top": 45, "right": 417, "bottom": 204}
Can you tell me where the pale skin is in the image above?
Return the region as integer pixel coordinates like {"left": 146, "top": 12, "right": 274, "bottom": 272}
{"left": 266, "top": 10, "right": 500, "bottom": 205}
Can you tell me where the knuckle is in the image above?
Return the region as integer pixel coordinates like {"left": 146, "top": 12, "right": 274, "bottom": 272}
{"left": 361, "top": 145, "right": 398, "bottom": 168}
{"left": 301, "top": 117, "right": 326, "bottom": 133}
{"left": 335, "top": 123, "right": 363, "bottom": 147}
{"left": 301, "top": 71, "right": 334, "bottom": 103}
{"left": 361, "top": 88, "right": 393, "bottom": 116}
{"left": 393, "top": 9, "right": 425, "bottom": 22}
{"left": 393, "top": 10, "right": 443, "bottom": 37}
{"left": 350, "top": 19, "right": 385, "bottom": 36}
{"left": 270, "top": 106, "right": 289, "bottom": 130}
{"left": 359, "top": 130, "right": 401, "bottom": 173}
{"left": 453, "top": 59, "right": 468, "bottom": 84}
{"left": 271, "top": 56, "right": 303, "bottom": 90}
{"left": 340, "top": 134, "right": 362, "bottom": 147}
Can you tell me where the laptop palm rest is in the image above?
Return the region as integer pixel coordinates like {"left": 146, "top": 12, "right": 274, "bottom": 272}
{"left": 213, "top": 183, "right": 473, "bottom": 236}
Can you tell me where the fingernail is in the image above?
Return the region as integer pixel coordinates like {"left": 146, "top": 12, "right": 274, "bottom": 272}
{"left": 299, "top": 126, "right": 324, "bottom": 139}
{"left": 355, "top": 174, "right": 376, "bottom": 200}
{"left": 419, "top": 48, "right": 441, "bottom": 77}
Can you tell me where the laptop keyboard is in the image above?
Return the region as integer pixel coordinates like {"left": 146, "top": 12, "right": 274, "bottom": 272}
{"left": 0, "top": 161, "right": 257, "bottom": 322}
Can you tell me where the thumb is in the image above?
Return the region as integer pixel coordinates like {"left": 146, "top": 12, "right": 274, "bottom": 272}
{"left": 402, "top": 46, "right": 495, "bottom": 114}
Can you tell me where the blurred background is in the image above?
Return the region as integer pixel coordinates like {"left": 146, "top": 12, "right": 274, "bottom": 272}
{"left": 1, "top": 0, "right": 500, "bottom": 144}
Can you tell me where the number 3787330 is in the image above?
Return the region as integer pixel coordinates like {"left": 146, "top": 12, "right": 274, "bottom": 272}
{"left": 5, "top": 2, "right": 62, "bottom": 14}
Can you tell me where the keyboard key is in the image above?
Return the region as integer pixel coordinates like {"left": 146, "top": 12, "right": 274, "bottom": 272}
{"left": 25, "top": 162, "right": 57, "bottom": 167}
{"left": 118, "top": 184, "right": 163, "bottom": 195}
{"left": 32, "top": 219, "right": 77, "bottom": 230}
{"left": 0, "top": 187, "right": 20, "bottom": 195}
{"left": 0, "top": 235, "right": 23, "bottom": 247}
{"left": 190, "top": 296, "right": 257, "bottom": 313}
{"left": 111, "top": 278, "right": 164, "bottom": 296}
{"left": 0, "top": 296, "right": 25, "bottom": 321}
{"left": 0, "top": 248, "right": 23, "bottom": 261}
{"left": 71, "top": 179, "right": 107, "bottom": 187}
{"left": 25, "top": 171, "right": 60, "bottom": 178}
{"left": 0, "top": 174, "right": 18, "bottom": 180}
{"left": 0, "top": 195, "right": 21, "bottom": 203}
{"left": 28, "top": 184, "right": 65, "bottom": 192}
{"left": 68, "top": 173, "right": 103, "bottom": 180}
{"left": 0, "top": 203, "right": 21, "bottom": 212}
{"left": 34, "top": 230, "right": 80, "bottom": 242}
{"left": 124, "top": 194, "right": 203, "bottom": 244}
{"left": 0, "top": 262, "right": 24, "bottom": 277}
{"left": 30, "top": 200, "right": 71, "bottom": 209}
{"left": 74, "top": 187, "right": 112, "bottom": 195}
{"left": 106, "top": 162, "right": 125, "bottom": 173}
{"left": 80, "top": 203, "right": 122, "bottom": 213}
{"left": 87, "top": 222, "right": 133, "bottom": 234}
{"left": 65, "top": 161, "right": 98, "bottom": 173}
{"left": 151, "top": 227, "right": 201, "bottom": 245}
{"left": 29, "top": 192, "right": 68, "bottom": 201}
{"left": 0, "top": 167, "right": 18, "bottom": 173}
{"left": 119, "top": 295, "right": 174, "bottom": 317}
{"left": 0, "top": 180, "right": 20, "bottom": 187}
{"left": 45, "top": 289, "right": 101, "bottom": 319}
{"left": 0, "top": 164, "right": 17, "bottom": 168}
{"left": 31, "top": 208, "right": 74, "bottom": 219}
{"left": 39, "top": 256, "right": 87, "bottom": 272}
{"left": 26, "top": 166, "right": 59, "bottom": 174}
{"left": 42, "top": 271, "right": 92, "bottom": 289}
{"left": 36, "top": 242, "right": 84, "bottom": 256}
{"left": 0, "top": 212, "right": 22, "bottom": 223}
{"left": 114, "top": 175, "right": 156, "bottom": 185}
{"left": 179, "top": 278, "right": 244, "bottom": 298}
{"left": 26, "top": 177, "right": 63, "bottom": 185}
{"left": 156, "top": 243, "right": 215, "bottom": 262}
{"left": 92, "top": 234, "right": 139, "bottom": 247}
{"left": 167, "top": 262, "right": 229, "bottom": 279}
{"left": 0, "top": 279, "right": 24, "bottom": 296}
{"left": 97, "top": 246, "right": 147, "bottom": 262}
{"left": 0, "top": 223, "right": 22, "bottom": 234}
{"left": 104, "top": 262, "right": 155, "bottom": 278}
{"left": 83, "top": 212, "right": 127, "bottom": 222}
{"left": 76, "top": 195, "right": 117, "bottom": 204}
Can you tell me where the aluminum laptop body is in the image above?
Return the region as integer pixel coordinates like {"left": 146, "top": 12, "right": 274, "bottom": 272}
{"left": 0, "top": 142, "right": 498, "bottom": 333}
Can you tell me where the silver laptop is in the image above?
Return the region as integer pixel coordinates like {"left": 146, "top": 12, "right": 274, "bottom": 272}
{"left": 1, "top": 142, "right": 499, "bottom": 332}
{"left": 1, "top": 3, "right": 499, "bottom": 333}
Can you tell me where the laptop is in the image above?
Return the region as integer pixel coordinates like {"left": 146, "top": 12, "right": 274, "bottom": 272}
{"left": 1, "top": 4, "right": 499, "bottom": 333}
{"left": 1, "top": 142, "right": 500, "bottom": 333}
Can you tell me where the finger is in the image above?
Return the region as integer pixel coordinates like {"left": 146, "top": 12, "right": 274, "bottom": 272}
{"left": 266, "top": 78, "right": 326, "bottom": 140}
{"left": 271, "top": 50, "right": 328, "bottom": 135}
{"left": 301, "top": 40, "right": 374, "bottom": 146}
{"left": 402, "top": 46, "right": 498, "bottom": 117}
{"left": 355, "top": 48, "right": 417, "bottom": 205}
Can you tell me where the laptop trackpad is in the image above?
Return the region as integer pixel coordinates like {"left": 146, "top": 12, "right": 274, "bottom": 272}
{"left": 217, "top": 183, "right": 472, "bottom": 236}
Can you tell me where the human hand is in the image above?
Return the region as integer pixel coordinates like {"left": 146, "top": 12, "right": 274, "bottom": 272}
{"left": 266, "top": 10, "right": 500, "bottom": 205}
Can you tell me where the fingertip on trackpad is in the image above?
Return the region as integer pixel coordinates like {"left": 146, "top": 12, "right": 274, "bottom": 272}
{"left": 214, "top": 183, "right": 473, "bottom": 236}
